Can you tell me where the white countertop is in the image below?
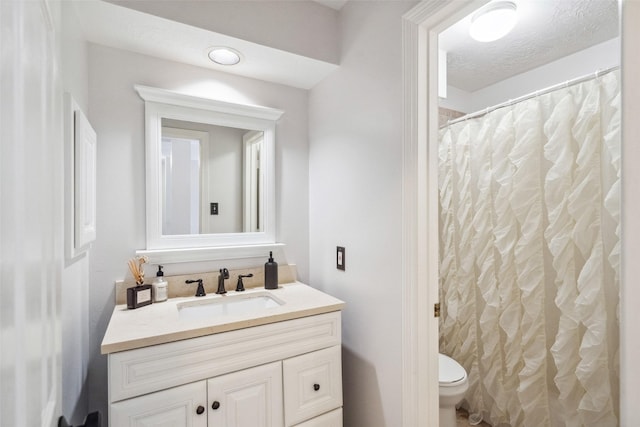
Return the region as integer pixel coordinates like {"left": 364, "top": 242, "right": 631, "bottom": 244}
{"left": 101, "top": 282, "right": 345, "bottom": 354}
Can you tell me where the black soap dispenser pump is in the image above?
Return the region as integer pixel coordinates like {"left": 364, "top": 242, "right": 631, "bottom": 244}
{"left": 264, "top": 251, "right": 278, "bottom": 289}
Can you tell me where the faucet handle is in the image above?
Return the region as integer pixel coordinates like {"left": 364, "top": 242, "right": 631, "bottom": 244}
{"left": 184, "top": 279, "right": 207, "bottom": 297}
{"left": 236, "top": 274, "right": 254, "bottom": 292}
{"left": 185, "top": 279, "right": 206, "bottom": 297}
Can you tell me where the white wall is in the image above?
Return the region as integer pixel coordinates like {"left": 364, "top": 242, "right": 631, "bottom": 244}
{"left": 86, "top": 44, "right": 310, "bottom": 420}
{"left": 0, "top": 0, "right": 92, "bottom": 425}
{"left": 60, "top": 2, "right": 92, "bottom": 424}
{"left": 308, "top": 2, "right": 417, "bottom": 426}
{"left": 205, "top": 126, "right": 245, "bottom": 233}
{"left": 440, "top": 37, "right": 621, "bottom": 114}
{"left": 104, "top": 0, "right": 340, "bottom": 64}
{"left": 439, "top": 84, "right": 475, "bottom": 114}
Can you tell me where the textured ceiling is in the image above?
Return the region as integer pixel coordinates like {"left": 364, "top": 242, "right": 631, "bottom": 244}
{"left": 439, "top": 0, "right": 619, "bottom": 92}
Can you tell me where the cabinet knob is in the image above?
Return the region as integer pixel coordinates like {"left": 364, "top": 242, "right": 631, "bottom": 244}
{"left": 196, "top": 405, "right": 205, "bottom": 415}
{"left": 313, "top": 383, "right": 320, "bottom": 391}
{"left": 212, "top": 401, "right": 221, "bottom": 410}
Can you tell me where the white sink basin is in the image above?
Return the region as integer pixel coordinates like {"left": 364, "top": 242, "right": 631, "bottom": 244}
{"left": 177, "top": 292, "right": 284, "bottom": 321}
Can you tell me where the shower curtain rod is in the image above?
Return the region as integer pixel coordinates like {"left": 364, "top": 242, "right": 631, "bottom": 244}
{"left": 444, "top": 65, "right": 620, "bottom": 127}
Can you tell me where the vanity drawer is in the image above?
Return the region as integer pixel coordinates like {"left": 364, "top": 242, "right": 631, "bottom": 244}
{"left": 283, "top": 345, "right": 343, "bottom": 426}
{"left": 109, "top": 311, "right": 341, "bottom": 402}
{"left": 293, "top": 408, "right": 343, "bottom": 427}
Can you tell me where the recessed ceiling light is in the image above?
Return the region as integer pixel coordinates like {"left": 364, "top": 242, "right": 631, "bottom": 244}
{"left": 469, "top": 1, "right": 518, "bottom": 42}
{"left": 208, "top": 47, "right": 242, "bottom": 66}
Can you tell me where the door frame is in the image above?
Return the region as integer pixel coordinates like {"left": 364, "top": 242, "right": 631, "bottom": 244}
{"left": 401, "top": 1, "right": 639, "bottom": 426}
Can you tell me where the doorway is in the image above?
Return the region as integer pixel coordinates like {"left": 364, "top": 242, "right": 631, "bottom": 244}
{"left": 401, "top": 1, "right": 640, "bottom": 426}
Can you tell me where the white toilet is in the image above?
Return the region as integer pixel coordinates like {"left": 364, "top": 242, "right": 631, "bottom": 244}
{"left": 439, "top": 353, "right": 469, "bottom": 427}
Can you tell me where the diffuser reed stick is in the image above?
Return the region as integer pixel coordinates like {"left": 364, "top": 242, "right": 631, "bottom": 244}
{"left": 128, "top": 255, "right": 148, "bottom": 285}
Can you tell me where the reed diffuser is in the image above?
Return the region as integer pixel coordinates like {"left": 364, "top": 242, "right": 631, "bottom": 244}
{"left": 126, "top": 255, "right": 152, "bottom": 309}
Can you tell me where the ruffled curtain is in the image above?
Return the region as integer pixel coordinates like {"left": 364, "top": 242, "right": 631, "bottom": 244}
{"left": 438, "top": 70, "right": 620, "bottom": 427}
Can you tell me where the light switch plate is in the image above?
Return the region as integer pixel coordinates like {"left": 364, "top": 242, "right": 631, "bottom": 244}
{"left": 337, "top": 246, "right": 345, "bottom": 271}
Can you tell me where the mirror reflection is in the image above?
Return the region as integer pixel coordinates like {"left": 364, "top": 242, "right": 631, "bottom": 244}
{"left": 160, "top": 118, "right": 264, "bottom": 236}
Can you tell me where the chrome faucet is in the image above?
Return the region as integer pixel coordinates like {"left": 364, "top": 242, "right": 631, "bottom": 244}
{"left": 217, "top": 268, "right": 229, "bottom": 294}
{"left": 185, "top": 279, "right": 205, "bottom": 297}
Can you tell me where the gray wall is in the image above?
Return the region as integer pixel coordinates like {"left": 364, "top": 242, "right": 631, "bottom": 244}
{"left": 308, "top": 2, "right": 417, "bottom": 426}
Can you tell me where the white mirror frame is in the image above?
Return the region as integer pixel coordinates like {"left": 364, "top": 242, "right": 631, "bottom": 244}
{"left": 135, "top": 85, "right": 284, "bottom": 263}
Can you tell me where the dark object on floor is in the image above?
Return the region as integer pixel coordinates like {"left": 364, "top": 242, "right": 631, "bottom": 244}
{"left": 58, "top": 411, "right": 102, "bottom": 427}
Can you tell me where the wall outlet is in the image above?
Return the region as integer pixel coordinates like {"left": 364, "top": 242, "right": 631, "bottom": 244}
{"left": 337, "top": 246, "right": 345, "bottom": 271}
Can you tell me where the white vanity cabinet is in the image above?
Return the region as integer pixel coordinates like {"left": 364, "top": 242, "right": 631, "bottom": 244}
{"left": 106, "top": 311, "right": 343, "bottom": 427}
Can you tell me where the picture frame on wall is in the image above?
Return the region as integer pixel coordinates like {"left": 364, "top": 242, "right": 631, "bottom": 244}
{"left": 64, "top": 93, "right": 97, "bottom": 259}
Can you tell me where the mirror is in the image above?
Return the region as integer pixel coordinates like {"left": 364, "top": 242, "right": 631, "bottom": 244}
{"left": 160, "top": 119, "right": 264, "bottom": 235}
{"left": 135, "top": 85, "right": 283, "bottom": 251}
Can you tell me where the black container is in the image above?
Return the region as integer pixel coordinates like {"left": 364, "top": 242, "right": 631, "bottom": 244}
{"left": 264, "top": 251, "right": 278, "bottom": 289}
{"left": 127, "top": 284, "right": 152, "bottom": 309}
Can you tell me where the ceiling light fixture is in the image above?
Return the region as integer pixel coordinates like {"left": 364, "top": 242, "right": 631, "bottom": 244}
{"left": 469, "top": 1, "right": 518, "bottom": 42}
{"left": 208, "top": 47, "right": 242, "bottom": 66}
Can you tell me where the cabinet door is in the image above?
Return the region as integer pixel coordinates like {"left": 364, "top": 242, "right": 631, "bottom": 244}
{"left": 110, "top": 381, "right": 207, "bottom": 427}
{"left": 207, "top": 361, "right": 283, "bottom": 427}
{"left": 283, "top": 345, "right": 343, "bottom": 426}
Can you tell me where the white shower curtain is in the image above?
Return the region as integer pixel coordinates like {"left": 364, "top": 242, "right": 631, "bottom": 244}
{"left": 438, "top": 70, "right": 620, "bottom": 427}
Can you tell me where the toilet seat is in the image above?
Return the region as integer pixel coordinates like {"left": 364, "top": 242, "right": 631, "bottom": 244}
{"left": 439, "top": 353, "right": 469, "bottom": 427}
{"left": 439, "top": 353, "right": 467, "bottom": 386}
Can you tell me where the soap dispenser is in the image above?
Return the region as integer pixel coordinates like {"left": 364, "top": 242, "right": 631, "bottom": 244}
{"left": 152, "top": 265, "right": 168, "bottom": 302}
{"left": 264, "top": 251, "right": 278, "bottom": 289}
